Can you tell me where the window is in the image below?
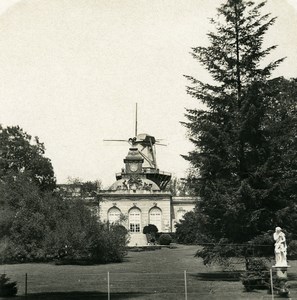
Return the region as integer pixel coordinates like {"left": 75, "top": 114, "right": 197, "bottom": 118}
{"left": 129, "top": 208, "right": 141, "bottom": 232}
{"left": 108, "top": 207, "right": 121, "bottom": 224}
{"left": 149, "top": 207, "right": 162, "bottom": 231}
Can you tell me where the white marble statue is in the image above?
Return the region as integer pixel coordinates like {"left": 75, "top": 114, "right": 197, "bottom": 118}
{"left": 273, "top": 227, "right": 288, "bottom": 267}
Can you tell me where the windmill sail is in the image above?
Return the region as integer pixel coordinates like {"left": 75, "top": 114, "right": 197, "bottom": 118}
{"left": 104, "top": 104, "right": 171, "bottom": 190}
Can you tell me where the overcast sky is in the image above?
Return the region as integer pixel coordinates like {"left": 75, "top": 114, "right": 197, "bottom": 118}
{"left": 0, "top": 0, "right": 296, "bottom": 188}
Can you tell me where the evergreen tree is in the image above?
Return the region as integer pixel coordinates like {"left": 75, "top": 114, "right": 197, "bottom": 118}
{"left": 183, "top": 0, "right": 296, "bottom": 262}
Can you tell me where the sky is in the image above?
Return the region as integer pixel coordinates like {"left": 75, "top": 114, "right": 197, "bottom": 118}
{"left": 0, "top": 0, "right": 296, "bottom": 188}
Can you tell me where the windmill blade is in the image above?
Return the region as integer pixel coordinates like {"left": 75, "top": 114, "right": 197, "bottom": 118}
{"left": 103, "top": 139, "right": 128, "bottom": 142}
{"left": 137, "top": 149, "right": 155, "bottom": 168}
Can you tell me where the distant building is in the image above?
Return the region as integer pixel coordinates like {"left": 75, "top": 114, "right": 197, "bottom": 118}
{"left": 56, "top": 183, "right": 84, "bottom": 198}
{"left": 56, "top": 183, "right": 99, "bottom": 198}
{"left": 97, "top": 133, "right": 198, "bottom": 246}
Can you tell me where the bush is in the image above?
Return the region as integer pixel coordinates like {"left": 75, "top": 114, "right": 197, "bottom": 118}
{"left": 0, "top": 274, "right": 17, "bottom": 297}
{"left": 175, "top": 211, "right": 209, "bottom": 244}
{"left": 241, "top": 258, "right": 269, "bottom": 292}
{"left": 90, "top": 223, "right": 128, "bottom": 263}
{"left": 143, "top": 224, "right": 158, "bottom": 245}
{"left": 288, "top": 240, "right": 297, "bottom": 259}
{"left": 1, "top": 197, "right": 128, "bottom": 264}
{"left": 248, "top": 233, "right": 274, "bottom": 257}
{"left": 143, "top": 224, "right": 158, "bottom": 235}
{"left": 159, "top": 234, "right": 172, "bottom": 245}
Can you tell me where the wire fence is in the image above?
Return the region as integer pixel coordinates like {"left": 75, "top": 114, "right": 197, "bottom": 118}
{"left": 4, "top": 269, "right": 297, "bottom": 299}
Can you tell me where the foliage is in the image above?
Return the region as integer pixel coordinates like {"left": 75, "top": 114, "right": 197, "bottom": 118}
{"left": 143, "top": 224, "right": 158, "bottom": 235}
{"left": 43, "top": 199, "right": 99, "bottom": 261}
{"left": 287, "top": 240, "right": 297, "bottom": 259}
{"left": 194, "top": 234, "right": 274, "bottom": 266}
{"left": 270, "top": 277, "right": 290, "bottom": 297}
{"left": 143, "top": 224, "right": 158, "bottom": 244}
{"left": 159, "top": 234, "right": 172, "bottom": 245}
{"left": 44, "top": 201, "right": 128, "bottom": 264}
{"left": 247, "top": 233, "right": 274, "bottom": 257}
{"left": 166, "top": 177, "right": 195, "bottom": 196}
{"left": 1, "top": 194, "right": 128, "bottom": 264}
{"left": 0, "top": 208, "right": 14, "bottom": 239}
{"left": 0, "top": 173, "right": 49, "bottom": 261}
{"left": 182, "top": 0, "right": 296, "bottom": 263}
{"left": 0, "top": 125, "right": 128, "bottom": 264}
{"left": 0, "top": 140, "right": 127, "bottom": 263}
{"left": 0, "top": 274, "right": 17, "bottom": 297}
{"left": 241, "top": 258, "right": 269, "bottom": 291}
{"left": 0, "top": 125, "right": 56, "bottom": 191}
{"left": 195, "top": 238, "right": 243, "bottom": 267}
{"left": 175, "top": 211, "right": 209, "bottom": 244}
{"left": 89, "top": 223, "right": 128, "bottom": 263}
{"left": 61, "top": 177, "right": 102, "bottom": 198}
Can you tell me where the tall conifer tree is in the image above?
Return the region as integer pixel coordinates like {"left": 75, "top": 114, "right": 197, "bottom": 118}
{"left": 183, "top": 0, "right": 297, "bottom": 261}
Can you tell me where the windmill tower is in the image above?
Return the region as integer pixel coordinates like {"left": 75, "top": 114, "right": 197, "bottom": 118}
{"left": 104, "top": 104, "right": 171, "bottom": 190}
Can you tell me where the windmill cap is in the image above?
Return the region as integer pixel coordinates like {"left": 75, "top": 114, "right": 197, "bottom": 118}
{"left": 135, "top": 133, "right": 156, "bottom": 144}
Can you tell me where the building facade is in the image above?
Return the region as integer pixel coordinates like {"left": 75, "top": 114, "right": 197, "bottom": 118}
{"left": 98, "top": 133, "right": 197, "bottom": 246}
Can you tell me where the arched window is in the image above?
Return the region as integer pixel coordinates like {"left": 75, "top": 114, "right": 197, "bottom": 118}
{"left": 108, "top": 207, "right": 121, "bottom": 224}
{"left": 149, "top": 207, "right": 162, "bottom": 231}
{"left": 129, "top": 208, "right": 141, "bottom": 233}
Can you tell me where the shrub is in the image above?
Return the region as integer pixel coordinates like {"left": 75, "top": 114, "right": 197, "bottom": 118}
{"left": 89, "top": 223, "right": 128, "bottom": 263}
{"left": 195, "top": 238, "right": 242, "bottom": 267}
{"left": 159, "top": 234, "right": 172, "bottom": 245}
{"left": 175, "top": 211, "right": 209, "bottom": 244}
{"left": 241, "top": 258, "right": 269, "bottom": 292}
{"left": 288, "top": 240, "right": 297, "bottom": 259}
{"left": 0, "top": 274, "right": 17, "bottom": 297}
{"left": 248, "top": 233, "right": 274, "bottom": 257}
{"left": 143, "top": 224, "right": 158, "bottom": 235}
{"left": 1, "top": 178, "right": 129, "bottom": 264}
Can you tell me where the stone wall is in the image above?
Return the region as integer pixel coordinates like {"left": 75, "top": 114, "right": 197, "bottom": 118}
{"left": 171, "top": 196, "right": 198, "bottom": 232}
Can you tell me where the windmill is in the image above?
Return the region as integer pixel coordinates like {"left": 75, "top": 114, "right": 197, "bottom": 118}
{"left": 104, "top": 103, "right": 166, "bottom": 171}
{"left": 103, "top": 103, "right": 171, "bottom": 190}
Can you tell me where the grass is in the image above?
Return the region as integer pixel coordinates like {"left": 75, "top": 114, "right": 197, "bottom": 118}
{"left": 1, "top": 245, "right": 297, "bottom": 299}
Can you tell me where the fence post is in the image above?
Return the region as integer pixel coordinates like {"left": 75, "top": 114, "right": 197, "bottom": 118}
{"left": 107, "top": 271, "right": 110, "bottom": 300}
{"left": 270, "top": 269, "right": 274, "bottom": 300}
{"left": 25, "top": 273, "right": 28, "bottom": 299}
{"left": 184, "top": 270, "right": 188, "bottom": 300}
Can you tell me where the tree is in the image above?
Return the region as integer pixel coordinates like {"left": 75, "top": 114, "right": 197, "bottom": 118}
{"left": 0, "top": 176, "right": 128, "bottom": 263}
{"left": 0, "top": 126, "right": 127, "bottom": 264}
{"left": 0, "top": 173, "right": 50, "bottom": 261}
{"left": 166, "top": 177, "right": 195, "bottom": 196}
{"left": 59, "top": 177, "right": 102, "bottom": 198}
{"left": 183, "top": 0, "right": 296, "bottom": 263}
{"left": 175, "top": 211, "right": 209, "bottom": 244}
{"left": 0, "top": 125, "right": 56, "bottom": 191}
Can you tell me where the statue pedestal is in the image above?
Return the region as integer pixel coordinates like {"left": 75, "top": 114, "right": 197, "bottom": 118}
{"left": 272, "top": 265, "right": 290, "bottom": 278}
{"left": 272, "top": 266, "right": 290, "bottom": 298}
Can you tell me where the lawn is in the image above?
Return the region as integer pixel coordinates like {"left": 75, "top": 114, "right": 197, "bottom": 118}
{"left": 1, "top": 245, "right": 297, "bottom": 299}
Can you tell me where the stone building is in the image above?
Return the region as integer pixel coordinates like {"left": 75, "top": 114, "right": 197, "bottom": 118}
{"left": 98, "top": 133, "right": 197, "bottom": 246}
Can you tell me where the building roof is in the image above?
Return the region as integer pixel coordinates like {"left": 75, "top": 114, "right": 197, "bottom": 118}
{"left": 109, "top": 177, "right": 160, "bottom": 192}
